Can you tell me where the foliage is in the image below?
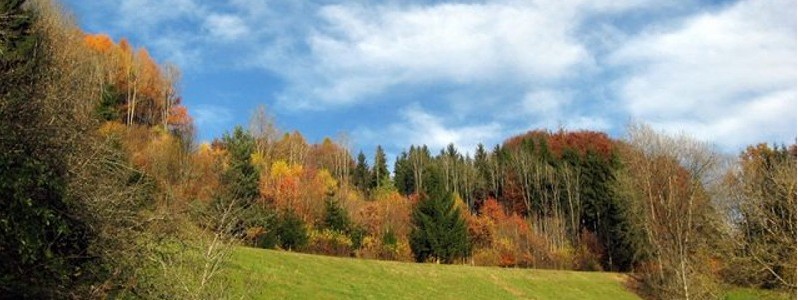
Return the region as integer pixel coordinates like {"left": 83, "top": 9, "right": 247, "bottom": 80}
{"left": 353, "top": 151, "right": 370, "bottom": 191}
{"left": 260, "top": 210, "right": 309, "bottom": 251}
{"left": 307, "top": 229, "right": 354, "bottom": 256}
{"left": 324, "top": 197, "right": 351, "bottom": 233}
{"left": 221, "top": 126, "right": 259, "bottom": 204}
{"left": 0, "top": 1, "right": 95, "bottom": 296}
{"left": 370, "top": 145, "right": 389, "bottom": 190}
{"left": 409, "top": 166, "right": 470, "bottom": 264}
{"left": 722, "top": 144, "right": 796, "bottom": 290}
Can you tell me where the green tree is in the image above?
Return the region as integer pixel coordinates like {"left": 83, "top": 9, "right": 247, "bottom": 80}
{"left": 353, "top": 151, "right": 369, "bottom": 191}
{"left": 370, "top": 145, "right": 389, "bottom": 190}
{"left": 258, "top": 209, "right": 308, "bottom": 251}
{"left": 220, "top": 126, "right": 259, "bottom": 204}
{"left": 394, "top": 151, "right": 414, "bottom": 195}
{"left": 209, "top": 126, "right": 259, "bottom": 235}
{"left": 409, "top": 166, "right": 470, "bottom": 264}
{"left": 323, "top": 197, "right": 350, "bottom": 233}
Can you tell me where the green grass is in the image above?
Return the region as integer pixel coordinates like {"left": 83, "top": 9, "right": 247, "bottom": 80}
{"left": 724, "top": 287, "right": 793, "bottom": 300}
{"left": 225, "top": 247, "right": 641, "bottom": 299}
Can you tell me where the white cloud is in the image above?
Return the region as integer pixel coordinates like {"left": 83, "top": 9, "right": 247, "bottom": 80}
{"left": 272, "top": 0, "right": 654, "bottom": 108}
{"left": 522, "top": 90, "right": 572, "bottom": 117}
{"left": 611, "top": 0, "right": 796, "bottom": 149}
{"left": 355, "top": 104, "right": 502, "bottom": 155}
{"left": 204, "top": 14, "right": 250, "bottom": 41}
{"left": 192, "top": 105, "right": 233, "bottom": 127}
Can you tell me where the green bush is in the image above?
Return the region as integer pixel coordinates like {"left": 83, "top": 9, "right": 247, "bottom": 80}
{"left": 259, "top": 210, "right": 308, "bottom": 251}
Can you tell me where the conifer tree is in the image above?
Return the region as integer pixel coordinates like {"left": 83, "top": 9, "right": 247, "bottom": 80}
{"left": 409, "top": 166, "right": 469, "bottom": 264}
{"left": 221, "top": 126, "right": 259, "bottom": 204}
{"left": 370, "top": 145, "right": 389, "bottom": 190}
{"left": 353, "top": 151, "right": 370, "bottom": 191}
{"left": 323, "top": 197, "right": 350, "bottom": 233}
{"left": 394, "top": 151, "right": 414, "bottom": 195}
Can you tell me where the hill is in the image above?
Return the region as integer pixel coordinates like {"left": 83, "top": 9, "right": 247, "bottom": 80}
{"left": 225, "top": 247, "right": 641, "bottom": 299}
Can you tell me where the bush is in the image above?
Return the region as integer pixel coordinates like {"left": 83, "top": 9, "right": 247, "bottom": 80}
{"left": 307, "top": 229, "right": 353, "bottom": 257}
{"left": 259, "top": 210, "right": 308, "bottom": 251}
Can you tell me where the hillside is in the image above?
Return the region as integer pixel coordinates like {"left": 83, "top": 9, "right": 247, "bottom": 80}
{"left": 226, "top": 247, "right": 641, "bottom": 299}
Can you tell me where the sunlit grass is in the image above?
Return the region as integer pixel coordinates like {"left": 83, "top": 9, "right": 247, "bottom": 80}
{"left": 226, "top": 247, "right": 641, "bottom": 299}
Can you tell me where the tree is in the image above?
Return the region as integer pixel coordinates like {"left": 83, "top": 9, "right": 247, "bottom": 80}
{"left": 210, "top": 126, "right": 259, "bottom": 236}
{"left": 323, "top": 197, "right": 351, "bottom": 233}
{"left": 724, "top": 144, "right": 796, "bottom": 289}
{"left": 617, "top": 123, "right": 723, "bottom": 299}
{"left": 263, "top": 210, "right": 308, "bottom": 251}
{"left": 370, "top": 145, "right": 389, "bottom": 190}
{"left": 394, "top": 151, "right": 414, "bottom": 195}
{"left": 409, "top": 166, "right": 470, "bottom": 264}
{"left": 248, "top": 104, "right": 280, "bottom": 161}
{"left": 0, "top": 2, "right": 94, "bottom": 296}
{"left": 221, "top": 126, "right": 259, "bottom": 204}
{"left": 353, "top": 151, "right": 370, "bottom": 191}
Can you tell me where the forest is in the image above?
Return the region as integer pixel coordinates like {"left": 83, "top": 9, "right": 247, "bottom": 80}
{"left": 1, "top": 0, "right": 795, "bottom": 299}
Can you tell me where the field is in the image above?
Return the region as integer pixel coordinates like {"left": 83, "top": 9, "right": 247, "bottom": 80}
{"left": 225, "top": 247, "right": 641, "bottom": 299}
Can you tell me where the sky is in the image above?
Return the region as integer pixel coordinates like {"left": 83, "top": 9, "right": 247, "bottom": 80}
{"left": 62, "top": 0, "right": 796, "bottom": 162}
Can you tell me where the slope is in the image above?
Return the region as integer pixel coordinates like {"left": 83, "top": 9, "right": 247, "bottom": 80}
{"left": 226, "top": 247, "right": 641, "bottom": 299}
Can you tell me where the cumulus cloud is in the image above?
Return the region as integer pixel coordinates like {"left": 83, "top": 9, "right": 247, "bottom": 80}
{"left": 273, "top": 0, "right": 654, "bottom": 108}
{"left": 611, "top": 0, "right": 796, "bottom": 149}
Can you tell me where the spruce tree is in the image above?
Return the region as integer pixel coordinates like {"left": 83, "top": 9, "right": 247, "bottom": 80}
{"left": 393, "top": 151, "right": 413, "bottom": 195}
{"left": 370, "top": 145, "right": 389, "bottom": 189}
{"left": 323, "top": 197, "right": 350, "bottom": 233}
{"left": 211, "top": 126, "right": 259, "bottom": 234}
{"left": 220, "top": 126, "right": 259, "bottom": 203}
{"left": 409, "top": 166, "right": 469, "bottom": 264}
{"left": 353, "top": 151, "right": 370, "bottom": 192}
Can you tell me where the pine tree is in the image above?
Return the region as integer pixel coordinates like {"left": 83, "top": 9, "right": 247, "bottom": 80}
{"left": 394, "top": 151, "right": 414, "bottom": 195}
{"left": 323, "top": 197, "right": 350, "bottom": 233}
{"left": 409, "top": 166, "right": 470, "bottom": 264}
{"left": 473, "top": 143, "right": 490, "bottom": 201}
{"left": 221, "top": 126, "right": 259, "bottom": 203}
{"left": 370, "top": 145, "right": 389, "bottom": 190}
{"left": 353, "top": 151, "right": 370, "bottom": 191}
{"left": 210, "top": 126, "right": 259, "bottom": 234}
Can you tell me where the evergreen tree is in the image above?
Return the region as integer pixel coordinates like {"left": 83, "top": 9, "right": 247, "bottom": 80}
{"left": 580, "top": 150, "right": 638, "bottom": 271}
{"left": 409, "top": 166, "right": 470, "bottom": 264}
{"left": 220, "top": 126, "right": 259, "bottom": 203}
{"left": 370, "top": 145, "right": 389, "bottom": 190}
{"left": 473, "top": 143, "right": 490, "bottom": 201}
{"left": 323, "top": 197, "right": 350, "bottom": 233}
{"left": 260, "top": 210, "right": 308, "bottom": 250}
{"left": 393, "top": 151, "right": 414, "bottom": 195}
{"left": 210, "top": 126, "right": 259, "bottom": 235}
{"left": 353, "top": 151, "right": 370, "bottom": 192}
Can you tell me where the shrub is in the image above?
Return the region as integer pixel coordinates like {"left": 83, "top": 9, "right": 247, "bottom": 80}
{"left": 259, "top": 210, "right": 308, "bottom": 251}
{"left": 307, "top": 229, "right": 353, "bottom": 257}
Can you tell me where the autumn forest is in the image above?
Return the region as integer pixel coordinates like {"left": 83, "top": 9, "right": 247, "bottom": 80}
{"left": 1, "top": 1, "right": 796, "bottom": 299}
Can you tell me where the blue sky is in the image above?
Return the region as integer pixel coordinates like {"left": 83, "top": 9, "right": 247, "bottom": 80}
{"left": 63, "top": 0, "right": 796, "bottom": 161}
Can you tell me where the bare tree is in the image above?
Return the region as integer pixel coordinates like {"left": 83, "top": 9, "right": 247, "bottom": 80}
{"left": 720, "top": 144, "right": 796, "bottom": 289}
{"left": 619, "top": 123, "right": 723, "bottom": 299}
